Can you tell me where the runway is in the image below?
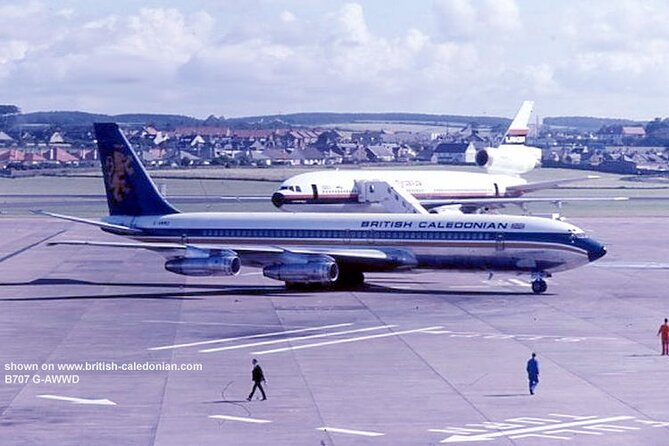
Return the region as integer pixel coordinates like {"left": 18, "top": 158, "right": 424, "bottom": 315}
{"left": 0, "top": 216, "right": 668, "bottom": 445}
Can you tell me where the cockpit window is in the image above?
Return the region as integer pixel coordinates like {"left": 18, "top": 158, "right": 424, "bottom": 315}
{"left": 295, "top": 186, "right": 302, "bottom": 192}
{"left": 569, "top": 229, "right": 586, "bottom": 240}
{"left": 279, "top": 185, "right": 289, "bottom": 190}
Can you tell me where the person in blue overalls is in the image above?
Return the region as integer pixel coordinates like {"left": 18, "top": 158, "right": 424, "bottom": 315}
{"left": 526, "top": 353, "right": 539, "bottom": 395}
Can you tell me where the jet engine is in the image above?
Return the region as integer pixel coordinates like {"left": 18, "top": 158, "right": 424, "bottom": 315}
{"left": 475, "top": 145, "right": 542, "bottom": 175}
{"left": 165, "top": 254, "right": 241, "bottom": 276}
{"left": 263, "top": 261, "right": 339, "bottom": 284}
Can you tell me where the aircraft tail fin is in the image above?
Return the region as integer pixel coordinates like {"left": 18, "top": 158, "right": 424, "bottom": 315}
{"left": 502, "top": 100, "right": 534, "bottom": 145}
{"left": 94, "top": 123, "right": 179, "bottom": 216}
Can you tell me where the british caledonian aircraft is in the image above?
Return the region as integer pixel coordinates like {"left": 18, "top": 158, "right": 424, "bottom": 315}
{"left": 269, "top": 101, "right": 620, "bottom": 214}
{"left": 41, "top": 123, "right": 607, "bottom": 294}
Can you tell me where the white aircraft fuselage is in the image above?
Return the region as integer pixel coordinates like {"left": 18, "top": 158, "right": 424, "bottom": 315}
{"left": 272, "top": 170, "right": 526, "bottom": 212}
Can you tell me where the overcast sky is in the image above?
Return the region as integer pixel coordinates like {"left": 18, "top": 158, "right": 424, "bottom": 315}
{"left": 1, "top": 0, "right": 667, "bottom": 120}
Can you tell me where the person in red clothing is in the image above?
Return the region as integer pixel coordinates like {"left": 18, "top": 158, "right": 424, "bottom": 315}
{"left": 658, "top": 319, "right": 669, "bottom": 355}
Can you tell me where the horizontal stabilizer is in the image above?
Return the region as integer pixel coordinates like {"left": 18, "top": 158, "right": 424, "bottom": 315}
{"left": 33, "top": 210, "right": 143, "bottom": 235}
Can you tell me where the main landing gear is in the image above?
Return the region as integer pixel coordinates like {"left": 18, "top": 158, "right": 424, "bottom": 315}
{"left": 284, "top": 271, "right": 365, "bottom": 291}
{"left": 531, "top": 272, "right": 549, "bottom": 294}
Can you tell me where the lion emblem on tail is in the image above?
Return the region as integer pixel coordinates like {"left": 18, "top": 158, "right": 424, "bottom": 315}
{"left": 104, "top": 151, "right": 134, "bottom": 203}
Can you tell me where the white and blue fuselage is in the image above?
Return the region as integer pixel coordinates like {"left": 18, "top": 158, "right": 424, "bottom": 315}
{"left": 105, "top": 211, "right": 605, "bottom": 275}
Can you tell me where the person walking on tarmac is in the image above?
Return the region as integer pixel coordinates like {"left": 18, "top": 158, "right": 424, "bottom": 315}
{"left": 247, "top": 359, "right": 267, "bottom": 401}
{"left": 658, "top": 319, "right": 669, "bottom": 355}
{"left": 526, "top": 353, "right": 539, "bottom": 395}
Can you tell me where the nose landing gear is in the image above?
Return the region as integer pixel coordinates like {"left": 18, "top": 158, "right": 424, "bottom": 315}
{"left": 531, "top": 279, "right": 548, "bottom": 294}
{"left": 531, "top": 272, "right": 550, "bottom": 294}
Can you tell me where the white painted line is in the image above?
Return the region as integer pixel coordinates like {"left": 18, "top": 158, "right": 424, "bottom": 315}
{"left": 510, "top": 433, "right": 570, "bottom": 440}
{"left": 209, "top": 415, "right": 271, "bottom": 424}
{"left": 149, "top": 323, "right": 352, "bottom": 351}
{"left": 439, "top": 416, "right": 634, "bottom": 443}
{"left": 37, "top": 394, "right": 116, "bottom": 406}
{"left": 254, "top": 326, "right": 442, "bottom": 355}
{"left": 583, "top": 424, "right": 640, "bottom": 432}
{"left": 549, "top": 414, "right": 599, "bottom": 420}
{"left": 316, "top": 427, "right": 384, "bottom": 437}
{"left": 200, "top": 325, "right": 396, "bottom": 353}
{"left": 544, "top": 428, "right": 602, "bottom": 436}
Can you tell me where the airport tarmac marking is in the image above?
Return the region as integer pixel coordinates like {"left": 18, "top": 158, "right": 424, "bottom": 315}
{"left": 316, "top": 426, "right": 384, "bottom": 437}
{"left": 0, "top": 229, "right": 67, "bottom": 264}
{"left": 422, "top": 329, "right": 618, "bottom": 343}
{"left": 148, "top": 323, "right": 353, "bottom": 351}
{"left": 200, "top": 325, "right": 397, "bottom": 353}
{"left": 37, "top": 394, "right": 117, "bottom": 406}
{"left": 209, "top": 415, "right": 272, "bottom": 424}
{"left": 429, "top": 413, "right": 668, "bottom": 443}
{"left": 253, "top": 326, "right": 443, "bottom": 355}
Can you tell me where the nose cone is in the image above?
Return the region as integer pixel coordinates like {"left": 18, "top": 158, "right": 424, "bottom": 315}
{"left": 271, "top": 192, "right": 285, "bottom": 208}
{"left": 588, "top": 242, "right": 607, "bottom": 262}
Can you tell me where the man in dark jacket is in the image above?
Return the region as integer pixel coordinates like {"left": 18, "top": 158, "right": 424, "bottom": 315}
{"left": 526, "top": 353, "right": 539, "bottom": 395}
{"left": 247, "top": 359, "right": 267, "bottom": 401}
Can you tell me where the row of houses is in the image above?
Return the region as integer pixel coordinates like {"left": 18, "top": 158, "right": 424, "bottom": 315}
{"left": 545, "top": 144, "right": 669, "bottom": 174}
{"left": 0, "top": 123, "right": 490, "bottom": 170}
{"left": 3, "top": 119, "right": 664, "bottom": 174}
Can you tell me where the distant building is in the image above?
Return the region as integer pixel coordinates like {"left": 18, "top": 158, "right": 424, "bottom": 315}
{"left": 432, "top": 142, "right": 476, "bottom": 164}
{"left": 622, "top": 126, "right": 646, "bottom": 138}
{"left": 43, "top": 147, "right": 79, "bottom": 163}
{"left": 289, "top": 146, "right": 326, "bottom": 166}
{"left": 0, "top": 131, "right": 15, "bottom": 147}
{"left": 366, "top": 144, "right": 396, "bottom": 162}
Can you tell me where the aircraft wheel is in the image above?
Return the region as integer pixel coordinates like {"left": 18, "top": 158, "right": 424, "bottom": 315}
{"left": 531, "top": 279, "right": 547, "bottom": 294}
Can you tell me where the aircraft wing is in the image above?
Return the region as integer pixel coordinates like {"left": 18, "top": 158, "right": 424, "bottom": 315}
{"left": 506, "top": 175, "right": 600, "bottom": 195}
{"left": 420, "top": 196, "right": 629, "bottom": 212}
{"left": 46, "top": 240, "right": 416, "bottom": 271}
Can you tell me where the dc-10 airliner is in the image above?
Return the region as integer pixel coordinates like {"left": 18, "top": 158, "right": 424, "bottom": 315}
{"left": 268, "top": 101, "right": 606, "bottom": 214}
{"left": 42, "top": 123, "right": 607, "bottom": 294}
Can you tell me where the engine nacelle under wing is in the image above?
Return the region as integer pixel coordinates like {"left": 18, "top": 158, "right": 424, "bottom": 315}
{"left": 165, "top": 254, "right": 241, "bottom": 276}
{"left": 263, "top": 261, "right": 339, "bottom": 284}
{"left": 475, "top": 145, "right": 541, "bottom": 175}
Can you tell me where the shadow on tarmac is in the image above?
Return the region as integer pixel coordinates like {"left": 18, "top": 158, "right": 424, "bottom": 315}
{"left": 485, "top": 393, "right": 529, "bottom": 398}
{"left": 205, "top": 400, "right": 248, "bottom": 404}
{"left": 0, "top": 277, "right": 539, "bottom": 301}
